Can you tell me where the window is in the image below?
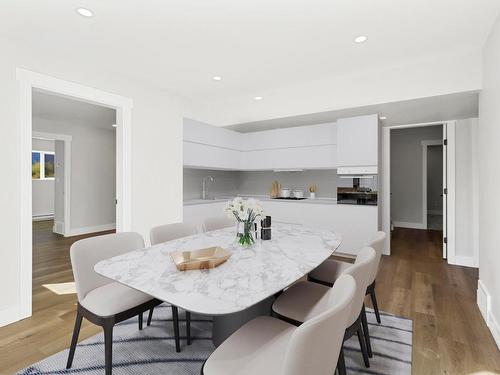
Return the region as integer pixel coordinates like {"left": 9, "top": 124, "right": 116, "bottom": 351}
{"left": 32, "top": 151, "right": 55, "bottom": 180}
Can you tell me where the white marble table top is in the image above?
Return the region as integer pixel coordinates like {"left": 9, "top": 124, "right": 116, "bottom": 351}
{"left": 94, "top": 224, "right": 342, "bottom": 315}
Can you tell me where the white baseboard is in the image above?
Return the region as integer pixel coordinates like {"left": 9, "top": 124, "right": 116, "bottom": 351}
{"left": 32, "top": 214, "right": 54, "bottom": 221}
{"left": 0, "top": 306, "right": 20, "bottom": 327}
{"left": 427, "top": 210, "right": 443, "bottom": 215}
{"left": 450, "top": 255, "right": 477, "bottom": 268}
{"left": 477, "top": 279, "right": 500, "bottom": 350}
{"left": 67, "top": 223, "right": 116, "bottom": 237}
{"left": 393, "top": 221, "right": 426, "bottom": 230}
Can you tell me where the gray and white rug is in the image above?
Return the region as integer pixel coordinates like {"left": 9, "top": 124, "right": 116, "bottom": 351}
{"left": 18, "top": 304, "right": 412, "bottom": 374}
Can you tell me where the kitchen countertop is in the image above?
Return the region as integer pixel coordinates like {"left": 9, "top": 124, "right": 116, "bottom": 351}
{"left": 94, "top": 224, "right": 342, "bottom": 315}
{"left": 184, "top": 195, "right": 338, "bottom": 206}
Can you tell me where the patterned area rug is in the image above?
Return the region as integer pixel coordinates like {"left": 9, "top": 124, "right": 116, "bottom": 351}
{"left": 17, "top": 304, "right": 412, "bottom": 374}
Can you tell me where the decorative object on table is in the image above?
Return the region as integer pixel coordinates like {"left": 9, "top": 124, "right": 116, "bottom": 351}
{"left": 270, "top": 181, "right": 281, "bottom": 198}
{"left": 309, "top": 184, "right": 317, "bottom": 199}
{"left": 293, "top": 189, "right": 304, "bottom": 198}
{"left": 170, "top": 246, "right": 231, "bottom": 271}
{"left": 224, "top": 197, "right": 264, "bottom": 246}
{"left": 261, "top": 215, "right": 272, "bottom": 240}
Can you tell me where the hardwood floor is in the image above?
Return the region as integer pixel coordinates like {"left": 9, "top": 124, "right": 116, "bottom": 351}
{"left": 0, "top": 220, "right": 112, "bottom": 374}
{"left": 0, "top": 225, "right": 499, "bottom": 374}
{"left": 372, "top": 228, "right": 500, "bottom": 374}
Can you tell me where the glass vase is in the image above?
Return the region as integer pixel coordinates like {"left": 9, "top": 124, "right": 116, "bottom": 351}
{"left": 237, "top": 220, "right": 255, "bottom": 246}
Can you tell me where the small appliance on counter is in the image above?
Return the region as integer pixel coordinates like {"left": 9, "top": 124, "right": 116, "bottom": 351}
{"left": 337, "top": 175, "right": 378, "bottom": 205}
{"left": 261, "top": 216, "right": 272, "bottom": 240}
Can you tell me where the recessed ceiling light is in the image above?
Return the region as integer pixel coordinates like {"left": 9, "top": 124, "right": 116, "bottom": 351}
{"left": 112, "top": 124, "right": 117, "bottom": 128}
{"left": 212, "top": 76, "right": 222, "bottom": 81}
{"left": 254, "top": 96, "right": 263, "bottom": 101}
{"left": 354, "top": 35, "right": 368, "bottom": 44}
{"left": 76, "top": 8, "right": 93, "bottom": 17}
{"left": 379, "top": 116, "right": 387, "bottom": 120}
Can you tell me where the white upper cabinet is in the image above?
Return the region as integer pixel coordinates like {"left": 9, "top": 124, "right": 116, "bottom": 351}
{"left": 336, "top": 114, "right": 379, "bottom": 174}
{"left": 183, "top": 119, "right": 337, "bottom": 170}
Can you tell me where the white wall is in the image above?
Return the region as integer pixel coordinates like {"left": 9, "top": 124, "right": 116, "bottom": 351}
{"left": 455, "top": 119, "right": 479, "bottom": 265}
{"left": 31, "top": 138, "right": 55, "bottom": 218}
{"left": 390, "top": 126, "right": 443, "bottom": 228}
{"left": 427, "top": 145, "right": 443, "bottom": 214}
{"left": 0, "top": 37, "right": 188, "bottom": 326}
{"left": 33, "top": 117, "right": 116, "bottom": 234}
{"left": 478, "top": 14, "right": 500, "bottom": 348}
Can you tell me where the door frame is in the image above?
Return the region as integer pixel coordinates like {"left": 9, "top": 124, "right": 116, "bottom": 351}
{"left": 17, "top": 68, "right": 133, "bottom": 321}
{"left": 32, "top": 131, "right": 72, "bottom": 236}
{"left": 381, "top": 120, "right": 456, "bottom": 263}
{"left": 421, "top": 140, "right": 444, "bottom": 230}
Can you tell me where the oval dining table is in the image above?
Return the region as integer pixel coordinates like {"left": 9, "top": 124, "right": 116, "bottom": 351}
{"left": 94, "top": 223, "right": 342, "bottom": 346}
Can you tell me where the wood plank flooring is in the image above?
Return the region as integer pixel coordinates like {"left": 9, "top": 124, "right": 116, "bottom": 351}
{"left": 0, "top": 224, "right": 499, "bottom": 374}
{"left": 0, "top": 220, "right": 112, "bottom": 374}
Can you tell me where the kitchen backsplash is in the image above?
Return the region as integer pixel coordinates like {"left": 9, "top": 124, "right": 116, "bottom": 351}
{"left": 184, "top": 168, "right": 340, "bottom": 199}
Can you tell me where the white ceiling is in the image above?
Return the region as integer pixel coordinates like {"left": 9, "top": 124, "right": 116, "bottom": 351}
{"left": 226, "top": 91, "right": 479, "bottom": 132}
{"left": 2, "top": 0, "right": 499, "bottom": 105}
{"left": 32, "top": 90, "right": 116, "bottom": 129}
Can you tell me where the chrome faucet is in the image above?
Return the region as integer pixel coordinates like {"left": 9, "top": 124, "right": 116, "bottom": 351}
{"left": 202, "top": 175, "right": 214, "bottom": 200}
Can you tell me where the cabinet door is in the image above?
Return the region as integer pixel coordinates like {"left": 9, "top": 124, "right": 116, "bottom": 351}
{"left": 337, "top": 115, "right": 378, "bottom": 169}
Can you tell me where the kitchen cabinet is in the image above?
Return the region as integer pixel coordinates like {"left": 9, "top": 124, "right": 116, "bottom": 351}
{"left": 336, "top": 114, "right": 379, "bottom": 174}
{"left": 183, "top": 119, "right": 337, "bottom": 170}
{"left": 183, "top": 199, "right": 380, "bottom": 255}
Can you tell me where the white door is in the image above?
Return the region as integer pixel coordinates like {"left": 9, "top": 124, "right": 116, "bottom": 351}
{"left": 442, "top": 125, "right": 447, "bottom": 259}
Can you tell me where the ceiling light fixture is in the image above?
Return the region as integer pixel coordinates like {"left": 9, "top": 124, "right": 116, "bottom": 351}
{"left": 212, "top": 76, "right": 222, "bottom": 81}
{"left": 254, "top": 96, "right": 263, "bottom": 101}
{"left": 76, "top": 7, "right": 94, "bottom": 17}
{"left": 354, "top": 35, "right": 368, "bottom": 44}
{"left": 379, "top": 116, "right": 387, "bottom": 120}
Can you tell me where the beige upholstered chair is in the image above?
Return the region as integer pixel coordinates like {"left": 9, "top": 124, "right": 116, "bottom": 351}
{"left": 202, "top": 274, "right": 356, "bottom": 375}
{"left": 272, "top": 247, "right": 377, "bottom": 374}
{"left": 150, "top": 222, "right": 197, "bottom": 245}
{"left": 309, "top": 231, "right": 386, "bottom": 322}
{"left": 203, "top": 216, "right": 234, "bottom": 232}
{"left": 67, "top": 232, "right": 162, "bottom": 375}
{"left": 149, "top": 222, "right": 198, "bottom": 346}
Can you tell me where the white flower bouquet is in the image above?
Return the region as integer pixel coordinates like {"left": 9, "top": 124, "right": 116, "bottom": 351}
{"left": 224, "top": 197, "right": 264, "bottom": 245}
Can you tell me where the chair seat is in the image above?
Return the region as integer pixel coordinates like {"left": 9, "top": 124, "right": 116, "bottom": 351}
{"left": 203, "top": 316, "right": 295, "bottom": 375}
{"left": 81, "top": 282, "right": 153, "bottom": 317}
{"left": 272, "top": 281, "right": 331, "bottom": 323}
{"left": 308, "top": 259, "right": 351, "bottom": 285}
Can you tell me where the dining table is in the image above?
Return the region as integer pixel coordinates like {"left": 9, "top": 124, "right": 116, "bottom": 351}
{"left": 94, "top": 223, "right": 342, "bottom": 346}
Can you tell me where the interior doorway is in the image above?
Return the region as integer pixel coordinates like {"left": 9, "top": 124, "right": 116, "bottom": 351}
{"left": 382, "top": 121, "right": 456, "bottom": 261}
{"left": 30, "top": 90, "right": 118, "bottom": 326}
{"left": 17, "top": 68, "right": 133, "bottom": 322}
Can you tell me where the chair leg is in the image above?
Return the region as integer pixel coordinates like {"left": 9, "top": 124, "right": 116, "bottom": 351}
{"left": 361, "top": 305, "right": 373, "bottom": 358}
{"left": 370, "top": 287, "right": 381, "bottom": 324}
{"left": 186, "top": 311, "right": 192, "bottom": 345}
{"left": 138, "top": 312, "right": 143, "bottom": 330}
{"left": 172, "top": 305, "right": 181, "bottom": 353}
{"left": 66, "top": 310, "right": 83, "bottom": 369}
{"left": 357, "top": 326, "right": 370, "bottom": 368}
{"left": 337, "top": 346, "right": 347, "bottom": 375}
{"left": 147, "top": 308, "right": 154, "bottom": 326}
{"left": 103, "top": 323, "right": 114, "bottom": 375}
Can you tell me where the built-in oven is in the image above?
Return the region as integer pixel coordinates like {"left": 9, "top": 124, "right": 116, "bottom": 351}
{"left": 337, "top": 175, "right": 378, "bottom": 205}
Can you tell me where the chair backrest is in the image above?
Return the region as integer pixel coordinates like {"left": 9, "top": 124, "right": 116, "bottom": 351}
{"left": 367, "top": 231, "right": 386, "bottom": 284}
{"left": 282, "top": 275, "right": 356, "bottom": 375}
{"left": 150, "top": 222, "right": 197, "bottom": 245}
{"left": 70, "top": 232, "right": 145, "bottom": 302}
{"left": 342, "top": 247, "right": 377, "bottom": 326}
{"left": 203, "top": 216, "right": 234, "bottom": 232}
